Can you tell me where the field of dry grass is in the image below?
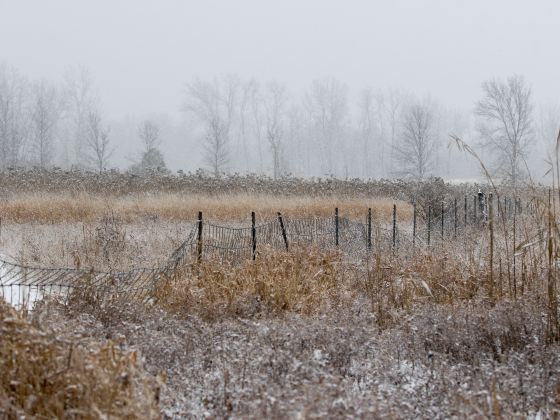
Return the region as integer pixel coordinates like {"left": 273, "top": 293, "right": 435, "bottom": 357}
{"left": 0, "top": 192, "right": 411, "bottom": 224}
{"left": 1, "top": 173, "right": 559, "bottom": 418}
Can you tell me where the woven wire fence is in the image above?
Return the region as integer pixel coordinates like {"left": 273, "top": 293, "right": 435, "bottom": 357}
{"left": 1, "top": 197, "right": 522, "bottom": 310}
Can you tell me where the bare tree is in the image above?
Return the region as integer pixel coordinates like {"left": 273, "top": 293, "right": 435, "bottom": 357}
{"left": 133, "top": 120, "right": 167, "bottom": 171}
{"left": 286, "top": 104, "right": 306, "bottom": 175}
{"left": 138, "top": 120, "right": 160, "bottom": 151}
{"left": 85, "top": 109, "right": 113, "bottom": 171}
{"left": 475, "top": 75, "right": 533, "bottom": 188}
{"left": 236, "top": 79, "right": 257, "bottom": 171}
{"left": 64, "top": 66, "right": 97, "bottom": 166}
{"left": 385, "top": 89, "right": 407, "bottom": 176}
{"left": 249, "top": 81, "right": 266, "bottom": 173}
{"left": 304, "top": 78, "right": 348, "bottom": 176}
{"left": 537, "top": 102, "right": 560, "bottom": 167}
{"left": 260, "top": 82, "right": 288, "bottom": 179}
{"left": 357, "top": 88, "right": 385, "bottom": 178}
{"left": 0, "top": 64, "right": 29, "bottom": 168}
{"left": 29, "top": 80, "right": 61, "bottom": 167}
{"left": 184, "top": 77, "right": 238, "bottom": 176}
{"left": 393, "top": 97, "right": 438, "bottom": 179}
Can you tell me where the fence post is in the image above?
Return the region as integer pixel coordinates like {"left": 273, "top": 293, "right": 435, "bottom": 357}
{"left": 464, "top": 195, "right": 467, "bottom": 227}
{"left": 427, "top": 206, "right": 432, "bottom": 246}
{"left": 489, "top": 192, "right": 494, "bottom": 297}
{"left": 251, "top": 211, "right": 256, "bottom": 261}
{"left": 277, "top": 212, "right": 289, "bottom": 251}
{"left": 454, "top": 198, "right": 458, "bottom": 238}
{"left": 392, "top": 204, "right": 397, "bottom": 251}
{"left": 335, "top": 207, "right": 339, "bottom": 247}
{"left": 474, "top": 195, "right": 478, "bottom": 223}
{"left": 367, "top": 207, "right": 372, "bottom": 250}
{"left": 478, "top": 190, "right": 485, "bottom": 222}
{"left": 412, "top": 203, "right": 417, "bottom": 246}
{"left": 197, "top": 211, "right": 203, "bottom": 263}
{"left": 441, "top": 201, "right": 445, "bottom": 241}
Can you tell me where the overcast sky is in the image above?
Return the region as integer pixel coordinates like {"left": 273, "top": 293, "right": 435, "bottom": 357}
{"left": 1, "top": 0, "right": 559, "bottom": 119}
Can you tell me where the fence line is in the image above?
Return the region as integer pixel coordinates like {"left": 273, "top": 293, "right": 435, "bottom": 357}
{"left": 1, "top": 194, "right": 525, "bottom": 310}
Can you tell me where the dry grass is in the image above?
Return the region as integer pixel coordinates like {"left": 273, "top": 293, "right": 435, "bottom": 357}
{"left": 0, "top": 299, "right": 161, "bottom": 419}
{"left": 154, "top": 246, "right": 356, "bottom": 320}
{"left": 2, "top": 177, "right": 560, "bottom": 416}
{"left": 0, "top": 192, "right": 411, "bottom": 224}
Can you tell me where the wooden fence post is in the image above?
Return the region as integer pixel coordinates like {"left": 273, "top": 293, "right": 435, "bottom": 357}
{"left": 277, "top": 212, "right": 289, "bottom": 251}
{"left": 335, "top": 207, "right": 339, "bottom": 247}
{"left": 367, "top": 207, "right": 372, "bottom": 250}
{"left": 474, "top": 195, "right": 478, "bottom": 223}
{"left": 392, "top": 204, "right": 397, "bottom": 251}
{"left": 197, "top": 211, "right": 203, "bottom": 263}
{"left": 251, "top": 211, "right": 256, "bottom": 261}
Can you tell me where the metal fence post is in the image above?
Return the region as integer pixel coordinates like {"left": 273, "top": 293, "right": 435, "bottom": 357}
{"left": 335, "top": 207, "right": 339, "bottom": 247}
{"left": 277, "top": 212, "right": 289, "bottom": 251}
{"left": 441, "top": 201, "right": 444, "bottom": 241}
{"left": 454, "top": 198, "right": 458, "bottom": 238}
{"left": 412, "top": 203, "right": 417, "bottom": 246}
{"left": 489, "top": 192, "right": 494, "bottom": 296}
{"left": 367, "top": 207, "right": 372, "bottom": 250}
{"left": 251, "top": 211, "right": 256, "bottom": 261}
{"left": 478, "top": 190, "right": 485, "bottom": 222}
{"left": 197, "top": 211, "right": 203, "bottom": 263}
{"left": 464, "top": 195, "right": 467, "bottom": 227}
{"left": 427, "top": 206, "right": 432, "bottom": 246}
{"left": 392, "top": 204, "right": 397, "bottom": 251}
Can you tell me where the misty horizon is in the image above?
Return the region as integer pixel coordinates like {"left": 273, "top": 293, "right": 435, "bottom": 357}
{"left": 1, "top": 0, "right": 559, "bottom": 182}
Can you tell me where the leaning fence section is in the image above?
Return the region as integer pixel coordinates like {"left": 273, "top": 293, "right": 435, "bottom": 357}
{"left": 1, "top": 193, "right": 527, "bottom": 311}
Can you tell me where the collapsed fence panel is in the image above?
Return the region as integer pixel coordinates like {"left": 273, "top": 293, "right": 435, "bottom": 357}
{"left": 1, "top": 197, "right": 527, "bottom": 311}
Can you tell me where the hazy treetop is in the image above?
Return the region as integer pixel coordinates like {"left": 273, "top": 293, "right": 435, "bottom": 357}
{"left": 1, "top": 0, "right": 558, "bottom": 119}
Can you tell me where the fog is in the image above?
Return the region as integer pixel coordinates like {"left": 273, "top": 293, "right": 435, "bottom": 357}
{"left": 1, "top": 0, "right": 559, "bottom": 182}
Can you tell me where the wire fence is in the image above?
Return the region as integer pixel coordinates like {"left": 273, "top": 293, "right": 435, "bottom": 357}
{"left": 1, "top": 194, "right": 525, "bottom": 310}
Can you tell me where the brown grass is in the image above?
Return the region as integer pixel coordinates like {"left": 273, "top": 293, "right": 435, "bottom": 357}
{"left": 154, "top": 246, "right": 356, "bottom": 320}
{"left": 2, "top": 179, "right": 559, "bottom": 416}
{"left": 152, "top": 244, "right": 481, "bottom": 324}
{"left": 0, "top": 299, "right": 161, "bottom": 418}
{"left": 0, "top": 192, "right": 411, "bottom": 224}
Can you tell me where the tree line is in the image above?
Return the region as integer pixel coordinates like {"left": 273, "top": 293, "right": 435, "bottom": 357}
{"left": 0, "top": 64, "right": 165, "bottom": 173}
{"left": 184, "top": 74, "right": 553, "bottom": 187}
{"left": 2, "top": 61, "right": 557, "bottom": 186}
